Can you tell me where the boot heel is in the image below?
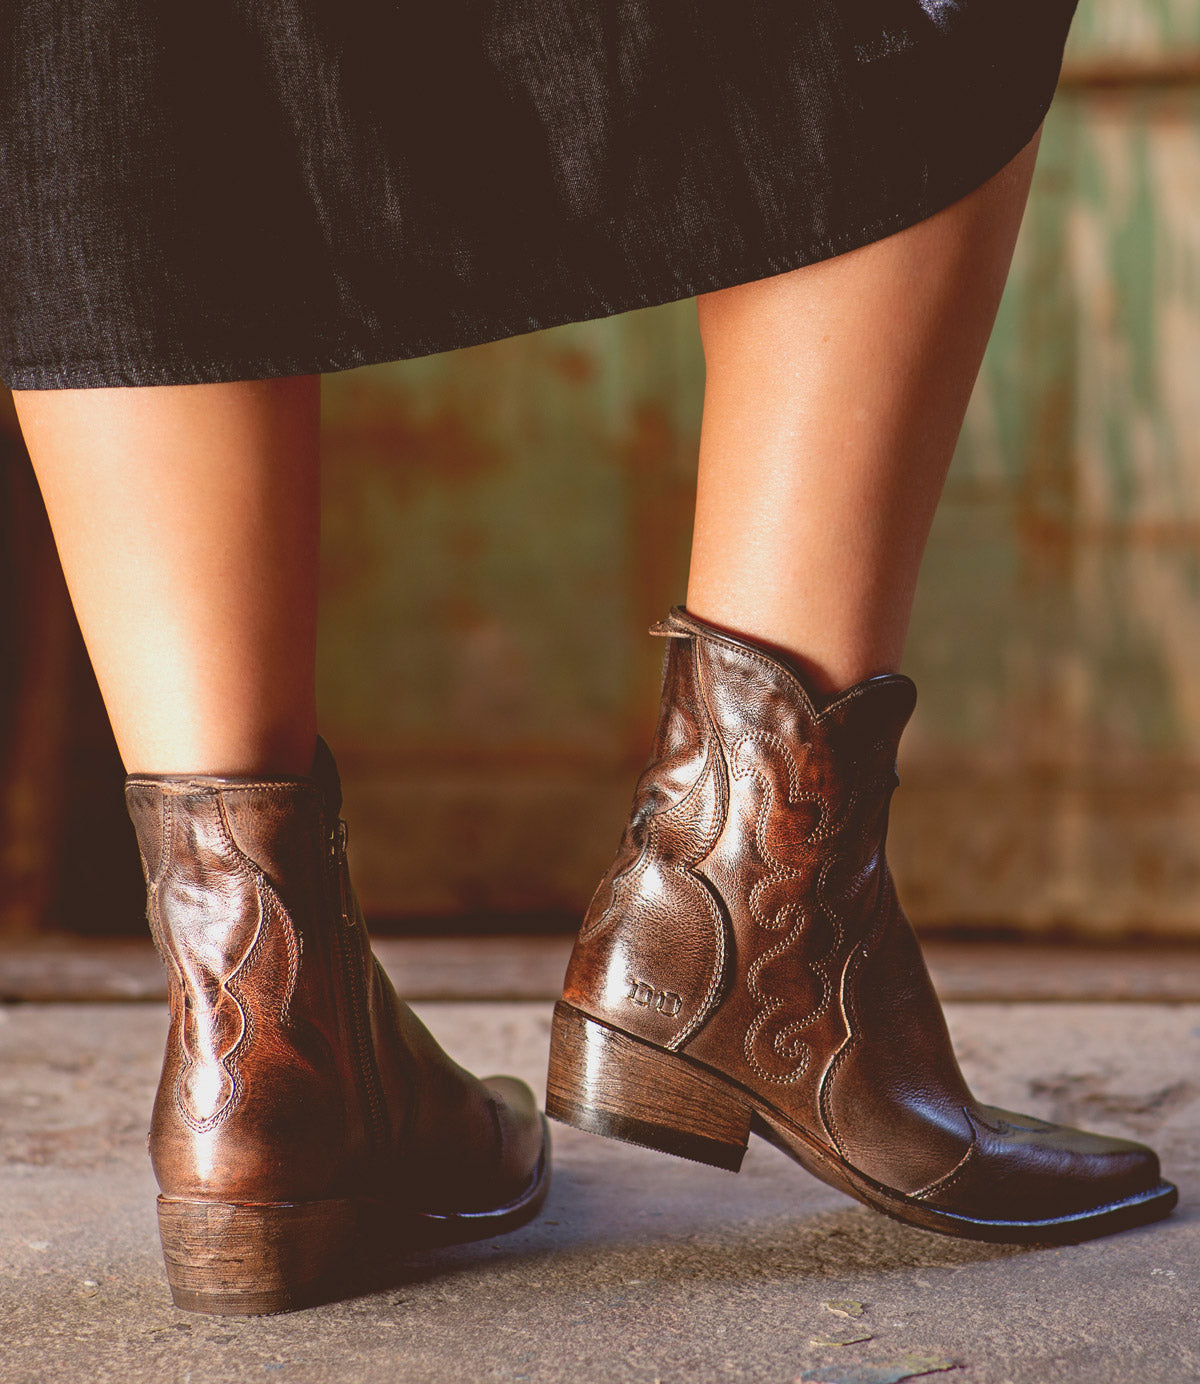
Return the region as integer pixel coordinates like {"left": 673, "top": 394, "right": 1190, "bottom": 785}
{"left": 156, "top": 1196, "right": 359, "bottom": 1315}
{"left": 546, "top": 1002, "right": 750, "bottom": 1172}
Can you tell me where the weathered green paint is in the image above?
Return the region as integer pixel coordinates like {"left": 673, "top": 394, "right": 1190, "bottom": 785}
{"left": 901, "top": 65, "right": 1200, "bottom": 933}
{"left": 318, "top": 3, "right": 1200, "bottom": 933}
{"left": 1066, "top": 0, "right": 1200, "bottom": 57}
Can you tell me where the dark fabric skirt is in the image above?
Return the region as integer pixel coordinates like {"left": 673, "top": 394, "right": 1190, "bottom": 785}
{"left": 0, "top": 0, "right": 1078, "bottom": 389}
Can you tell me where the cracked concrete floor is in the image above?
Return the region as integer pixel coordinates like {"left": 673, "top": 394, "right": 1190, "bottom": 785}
{"left": 1, "top": 1000, "right": 1197, "bottom": 1384}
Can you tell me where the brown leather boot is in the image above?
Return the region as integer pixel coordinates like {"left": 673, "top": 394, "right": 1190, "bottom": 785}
{"left": 547, "top": 608, "right": 1175, "bottom": 1243}
{"left": 125, "top": 739, "right": 549, "bottom": 1314}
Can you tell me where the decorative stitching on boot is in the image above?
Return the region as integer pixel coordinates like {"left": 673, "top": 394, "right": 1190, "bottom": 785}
{"left": 215, "top": 792, "right": 301, "bottom": 1032}
{"left": 909, "top": 1118, "right": 980, "bottom": 1202}
{"left": 578, "top": 730, "right": 729, "bottom": 1048}
{"left": 664, "top": 640, "right": 733, "bottom": 1047}
{"left": 818, "top": 872, "right": 892, "bottom": 1156}
{"left": 167, "top": 791, "right": 302, "bottom": 1133}
{"left": 578, "top": 739, "right": 724, "bottom": 945}
{"left": 171, "top": 800, "right": 260, "bottom": 1131}
{"left": 723, "top": 728, "right": 836, "bottom": 1086}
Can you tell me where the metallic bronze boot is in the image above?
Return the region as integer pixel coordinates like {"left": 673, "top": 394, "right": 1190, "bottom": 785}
{"left": 126, "top": 739, "right": 549, "bottom": 1314}
{"left": 547, "top": 608, "right": 1175, "bottom": 1242}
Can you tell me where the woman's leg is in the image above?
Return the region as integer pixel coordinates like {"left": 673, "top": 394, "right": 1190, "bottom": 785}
{"left": 550, "top": 126, "right": 1174, "bottom": 1242}
{"left": 11, "top": 377, "right": 320, "bottom": 774}
{"left": 12, "top": 375, "right": 550, "bottom": 1315}
{"left": 688, "top": 130, "right": 1042, "bottom": 696}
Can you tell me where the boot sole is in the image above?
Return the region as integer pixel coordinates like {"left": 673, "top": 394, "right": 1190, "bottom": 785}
{"left": 157, "top": 1117, "right": 551, "bottom": 1315}
{"left": 546, "top": 1002, "right": 1178, "bottom": 1245}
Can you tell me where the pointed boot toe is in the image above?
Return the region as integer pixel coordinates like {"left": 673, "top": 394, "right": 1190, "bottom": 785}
{"left": 908, "top": 1106, "right": 1168, "bottom": 1237}
{"left": 546, "top": 608, "right": 1176, "bottom": 1244}
{"left": 127, "top": 739, "right": 549, "bottom": 1315}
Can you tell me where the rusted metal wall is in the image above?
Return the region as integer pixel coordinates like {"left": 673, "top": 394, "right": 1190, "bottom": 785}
{"left": 318, "top": 314, "right": 701, "bottom": 921}
{"left": 320, "top": 0, "right": 1200, "bottom": 935}
{"left": 897, "top": 5, "right": 1200, "bottom": 934}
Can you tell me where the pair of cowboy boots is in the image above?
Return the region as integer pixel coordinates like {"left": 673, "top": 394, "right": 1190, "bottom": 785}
{"left": 127, "top": 608, "right": 1175, "bottom": 1315}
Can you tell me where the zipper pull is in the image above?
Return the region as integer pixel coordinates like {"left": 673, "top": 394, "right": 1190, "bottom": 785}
{"left": 333, "top": 820, "right": 355, "bottom": 927}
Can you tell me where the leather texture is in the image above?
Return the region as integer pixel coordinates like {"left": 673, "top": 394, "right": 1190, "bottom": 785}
{"left": 125, "top": 739, "right": 545, "bottom": 1214}
{"left": 562, "top": 607, "right": 1163, "bottom": 1221}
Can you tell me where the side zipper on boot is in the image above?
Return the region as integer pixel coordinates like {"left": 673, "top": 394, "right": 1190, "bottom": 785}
{"left": 332, "top": 819, "right": 388, "bottom": 1151}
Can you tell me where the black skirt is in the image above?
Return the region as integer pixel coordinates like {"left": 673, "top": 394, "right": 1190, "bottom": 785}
{"left": 0, "top": 0, "right": 1078, "bottom": 390}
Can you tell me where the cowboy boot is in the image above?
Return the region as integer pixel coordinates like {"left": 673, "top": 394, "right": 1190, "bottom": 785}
{"left": 125, "top": 738, "right": 549, "bottom": 1314}
{"left": 547, "top": 607, "right": 1175, "bottom": 1242}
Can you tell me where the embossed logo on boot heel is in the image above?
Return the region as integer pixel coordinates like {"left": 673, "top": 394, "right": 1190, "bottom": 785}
{"left": 625, "top": 976, "right": 683, "bottom": 1017}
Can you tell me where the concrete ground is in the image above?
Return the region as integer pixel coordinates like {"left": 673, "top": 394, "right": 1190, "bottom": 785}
{"left": 1, "top": 956, "right": 1198, "bottom": 1383}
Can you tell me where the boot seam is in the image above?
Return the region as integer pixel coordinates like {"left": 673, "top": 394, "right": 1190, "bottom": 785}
{"left": 819, "top": 929, "right": 883, "bottom": 1155}
{"left": 674, "top": 640, "right": 738, "bottom": 1052}
{"left": 167, "top": 794, "right": 302, "bottom": 1134}
{"left": 171, "top": 795, "right": 258, "bottom": 1133}
{"left": 486, "top": 1091, "right": 507, "bottom": 1166}
{"left": 670, "top": 611, "right": 914, "bottom": 724}
{"left": 909, "top": 1125, "right": 980, "bottom": 1202}
{"left": 579, "top": 740, "right": 726, "bottom": 947}
{"left": 212, "top": 791, "right": 301, "bottom": 1034}
{"left": 125, "top": 777, "right": 324, "bottom": 797}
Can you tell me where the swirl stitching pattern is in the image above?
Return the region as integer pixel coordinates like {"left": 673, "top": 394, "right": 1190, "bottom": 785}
{"left": 164, "top": 795, "right": 301, "bottom": 1132}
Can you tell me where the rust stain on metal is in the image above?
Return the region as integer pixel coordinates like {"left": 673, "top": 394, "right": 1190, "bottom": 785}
{"left": 549, "top": 346, "right": 597, "bottom": 384}
{"left": 621, "top": 397, "right": 698, "bottom": 745}
{"left": 323, "top": 378, "right": 507, "bottom": 489}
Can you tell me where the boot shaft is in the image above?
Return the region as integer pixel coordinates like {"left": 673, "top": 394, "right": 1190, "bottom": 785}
{"left": 562, "top": 608, "right": 972, "bottom": 1172}
{"left": 566, "top": 607, "right": 918, "bottom": 1047}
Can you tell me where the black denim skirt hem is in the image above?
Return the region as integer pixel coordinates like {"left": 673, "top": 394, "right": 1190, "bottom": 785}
{"left": 0, "top": 0, "right": 1079, "bottom": 390}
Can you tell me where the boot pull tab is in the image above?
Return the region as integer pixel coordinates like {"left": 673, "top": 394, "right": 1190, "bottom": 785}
{"left": 649, "top": 620, "right": 689, "bottom": 638}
